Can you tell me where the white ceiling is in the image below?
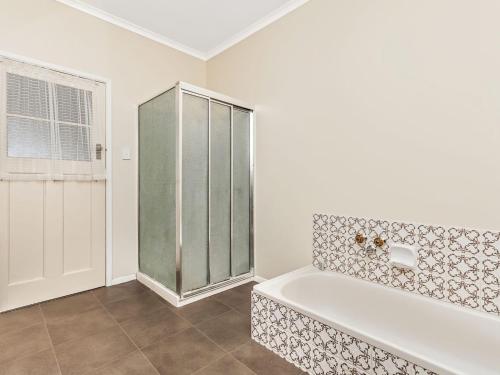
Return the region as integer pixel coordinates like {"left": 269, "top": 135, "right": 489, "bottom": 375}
{"left": 56, "top": 0, "right": 309, "bottom": 60}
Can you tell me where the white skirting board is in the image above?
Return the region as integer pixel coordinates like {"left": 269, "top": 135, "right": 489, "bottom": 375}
{"left": 111, "top": 274, "right": 136, "bottom": 286}
{"left": 136, "top": 272, "right": 267, "bottom": 307}
{"left": 136, "top": 272, "right": 180, "bottom": 306}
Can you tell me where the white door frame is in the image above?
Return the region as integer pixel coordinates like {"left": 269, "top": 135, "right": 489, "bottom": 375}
{"left": 0, "top": 50, "right": 114, "bottom": 287}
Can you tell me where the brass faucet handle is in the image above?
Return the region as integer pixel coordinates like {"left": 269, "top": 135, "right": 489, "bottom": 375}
{"left": 355, "top": 233, "right": 366, "bottom": 245}
{"left": 373, "top": 237, "right": 386, "bottom": 247}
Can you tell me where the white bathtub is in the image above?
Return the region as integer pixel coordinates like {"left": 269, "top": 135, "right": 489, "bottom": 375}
{"left": 254, "top": 265, "right": 500, "bottom": 375}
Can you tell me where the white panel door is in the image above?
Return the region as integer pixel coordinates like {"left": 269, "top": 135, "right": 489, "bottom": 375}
{"left": 0, "top": 179, "right": 105, "bottom": 312}
{"left": 0, "top": 58, "right": 107, "bottom": 312}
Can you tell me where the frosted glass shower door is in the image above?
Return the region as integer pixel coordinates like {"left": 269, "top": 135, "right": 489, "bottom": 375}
{"left": 209, "top": 102, "right": 231, "bottom": 283}
{"left": 138, "top": 89, "right": 177, "bottom": 291}
{"left": 232, "top": 108, "right": 252, "bottom": 276}
{"left": 138, "top": 82, "right": 254, "bottom": 299}
{"left": 181, "top": 93, "right": 209, "bottom": 292}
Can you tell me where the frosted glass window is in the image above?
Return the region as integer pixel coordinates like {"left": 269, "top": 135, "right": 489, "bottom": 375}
{"left": 6, "top": 72, "right": 50, "bottom": 119}
{"left": 7, "top": 117, "right": 51, "bottom": 159}
{"left": 209, "top": 102, "right": 231, "bottom": 284}
{"left": 58, "top": 124, "right": 91, "bottom": 161}
{"left": 6, "top": 72, "right": 93, "bottom": 162}
{"left": 232, "top": 108, "right": 251, "bottom": 276}
{"left": 55, "top": 84, "right": 93, "bottom": 125}
{"left": 55, "top": 84, "right": 93, "bottom": 162}
{"left": 182, "top": 93, "right": 209, "bottom": 292}
{"left": 6, "top": 73, "right": 51, "bottom": 159}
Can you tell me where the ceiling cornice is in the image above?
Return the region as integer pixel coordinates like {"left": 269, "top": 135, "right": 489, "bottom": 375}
{"left": 55, "top": 0, "right": 310, "bottom": 61}
{"left": 206, "top": 0, "right": 310, "bottom": 59}
{"left": 55, "top": 0, "right": 207, "bottom": 60}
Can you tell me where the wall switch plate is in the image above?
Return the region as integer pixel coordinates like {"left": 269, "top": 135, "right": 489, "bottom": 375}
{"left": 121, "top": 147, "right": 131, "bottom": 160}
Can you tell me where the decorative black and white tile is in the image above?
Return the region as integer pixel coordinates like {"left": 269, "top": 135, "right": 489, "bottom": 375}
{"left": 251, "top": 292, "right": 438, "bottom": 375}
{"left": 312, "top": 214, "right": 500, "bottom": 316}
{"left": 371, "top": 347, "right": 436, "bottom": 375}
{"left": 251, "top": 292, "right": 269, "bottom": 345}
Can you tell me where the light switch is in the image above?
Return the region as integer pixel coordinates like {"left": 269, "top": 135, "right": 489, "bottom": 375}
{"left": 121, "top": 147, "right": 131, "bottom": 160}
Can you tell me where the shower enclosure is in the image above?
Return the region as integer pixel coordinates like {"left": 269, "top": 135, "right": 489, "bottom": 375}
{"left": 138, "top": 82, "right": 254, "bottom": 304}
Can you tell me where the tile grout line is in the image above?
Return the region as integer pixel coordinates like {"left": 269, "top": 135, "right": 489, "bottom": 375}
{"left": 1, "top": 294, "right": 111, "bottom": 370}
{"left": 188, "top": 350, "right": 228, "bottom": 375}
{"left": 188, "top": 299, "right": 256, "bottom": 374}
{"left": 0, "top": 307, "right": 60, "bottom": 369}
{"left": 1, "top": 284, "right": 256, "bottom": 374}
{"left": 96, "top": 284, "right": 222, "bottom": 373}
{"left": 92, "top": 282, "right": 255, "bottom": 375}
{"left": 161, "top": 291, "right": 256, "bottom": 374}
{"left": 192, "top": 323, "right": 233, "bottom": 353}
{"left": 171, "top": 302, "right": 245, "bottom": 352}
{"left": 189, "top": 320, "right": 257, "bottom": 375}
{"left": 192, "top": 309, "right": 253, "bottom": 355}
{"left": 137, "top": 291, "right": 240, "bottom": 373}
{"left": 38, "top": 304, "right": 63, "bottom": 375}
{"left": 226, "top": 354, "right": 267, "bottom": 375}
{"left": 190, "top": 352, "right": 258, "bottom": 375}
{"left": 92, "top": 291, "right": 161, "bottom": 375}
{"left": 42, "top": 293, "right": 138, "bottom": 374}
{"left": 223, "top": 288, "right": 270, "bottom": 375}
{"left": 227, "top": 354, "right": 259, "bottom": 375}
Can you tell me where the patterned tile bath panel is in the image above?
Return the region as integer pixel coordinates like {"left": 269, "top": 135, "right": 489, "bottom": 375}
{"left": 251, "top": 292, "right": 437, "bottom": 375}
{"left": 312, "top": 214, "right": 500, "bottom": 316}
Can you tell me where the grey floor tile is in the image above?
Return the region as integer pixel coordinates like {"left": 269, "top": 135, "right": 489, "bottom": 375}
{"left": 196, "top": 310, "right": 250, "bottom": 351}
{"left": 86, "top": 351, "right": 158, "bottom": 375}
{"left": 41, "top": 292, "right": 100, "bottom": 323}
{"left": 232, "top": 341, "right": 305, "bottom": 375}
{"left": 142, "top": 327, "right": 224, "bottom": 375}
{"left": 103, "top": 291, "right": 166, "bottom": 323}
{"left": 194, "top": 354, "right": 255, "bottom": 375}
{"left": 0, "top": 305, "right": 44, "bottom": 336}
{"left": 54, "top": 326, "right": 135, "bottom": 375}
{"left": 0, "top": 283, "right": 296, "bottom": 375}
{"left": 93, "top": 281, "right": 148, "bottom": 305}
{"left": 46, "top": 307, "right": 116, "bottom": 345}
{"left": 230, "top": 282, "right": 258, "bottom": 296}
{"left": 0, "top": 324, "right": 52, "bottom": 364}
{"left": 212, "top": 289, "right": 251, "bottom": 315}
{"left": 0, "top": 349, "right": 60, "bottom": 375}
{"left": 121, "top": 307, "right": 191, "bottom": 348}
{"left": 175, "top": 298, "right": 230, "bottom": 325}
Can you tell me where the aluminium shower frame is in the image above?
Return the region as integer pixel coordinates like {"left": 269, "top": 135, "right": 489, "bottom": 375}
{"left": 139, "top": 81, "right": 255, "bottom": 302}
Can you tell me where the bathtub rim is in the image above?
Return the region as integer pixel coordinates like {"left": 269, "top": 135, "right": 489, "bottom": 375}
{"left": 253, "top": 265, "right": 499, "bottom": 375}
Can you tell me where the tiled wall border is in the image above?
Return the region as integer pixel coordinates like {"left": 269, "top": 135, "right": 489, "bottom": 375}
{"left": 312, "top": 214, "right": 500, "bottom": 316}
{"left": 251, "top": 291, "right": 437, "bottom": 375}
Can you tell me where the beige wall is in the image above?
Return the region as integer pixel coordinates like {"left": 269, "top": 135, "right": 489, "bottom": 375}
{"left": 3, "top": 0, "right": 500, "bottom": 283}
{"left": 207, "top": 0, "right": 500, "bottom": 279}
{"left": 0, "top": 0, "right": 206, "bottom": 280}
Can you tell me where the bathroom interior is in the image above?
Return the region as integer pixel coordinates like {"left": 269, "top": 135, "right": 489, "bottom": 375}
{"left": 0, "top": 0, "right": 499, "bottom": 374}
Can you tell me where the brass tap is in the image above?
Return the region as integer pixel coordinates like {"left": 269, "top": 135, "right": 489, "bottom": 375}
{"left": 355, "top": 233, "right": 366, "bottom": 245}
{"left": 373, "top": 237, "right": 386, "bottom": 247}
